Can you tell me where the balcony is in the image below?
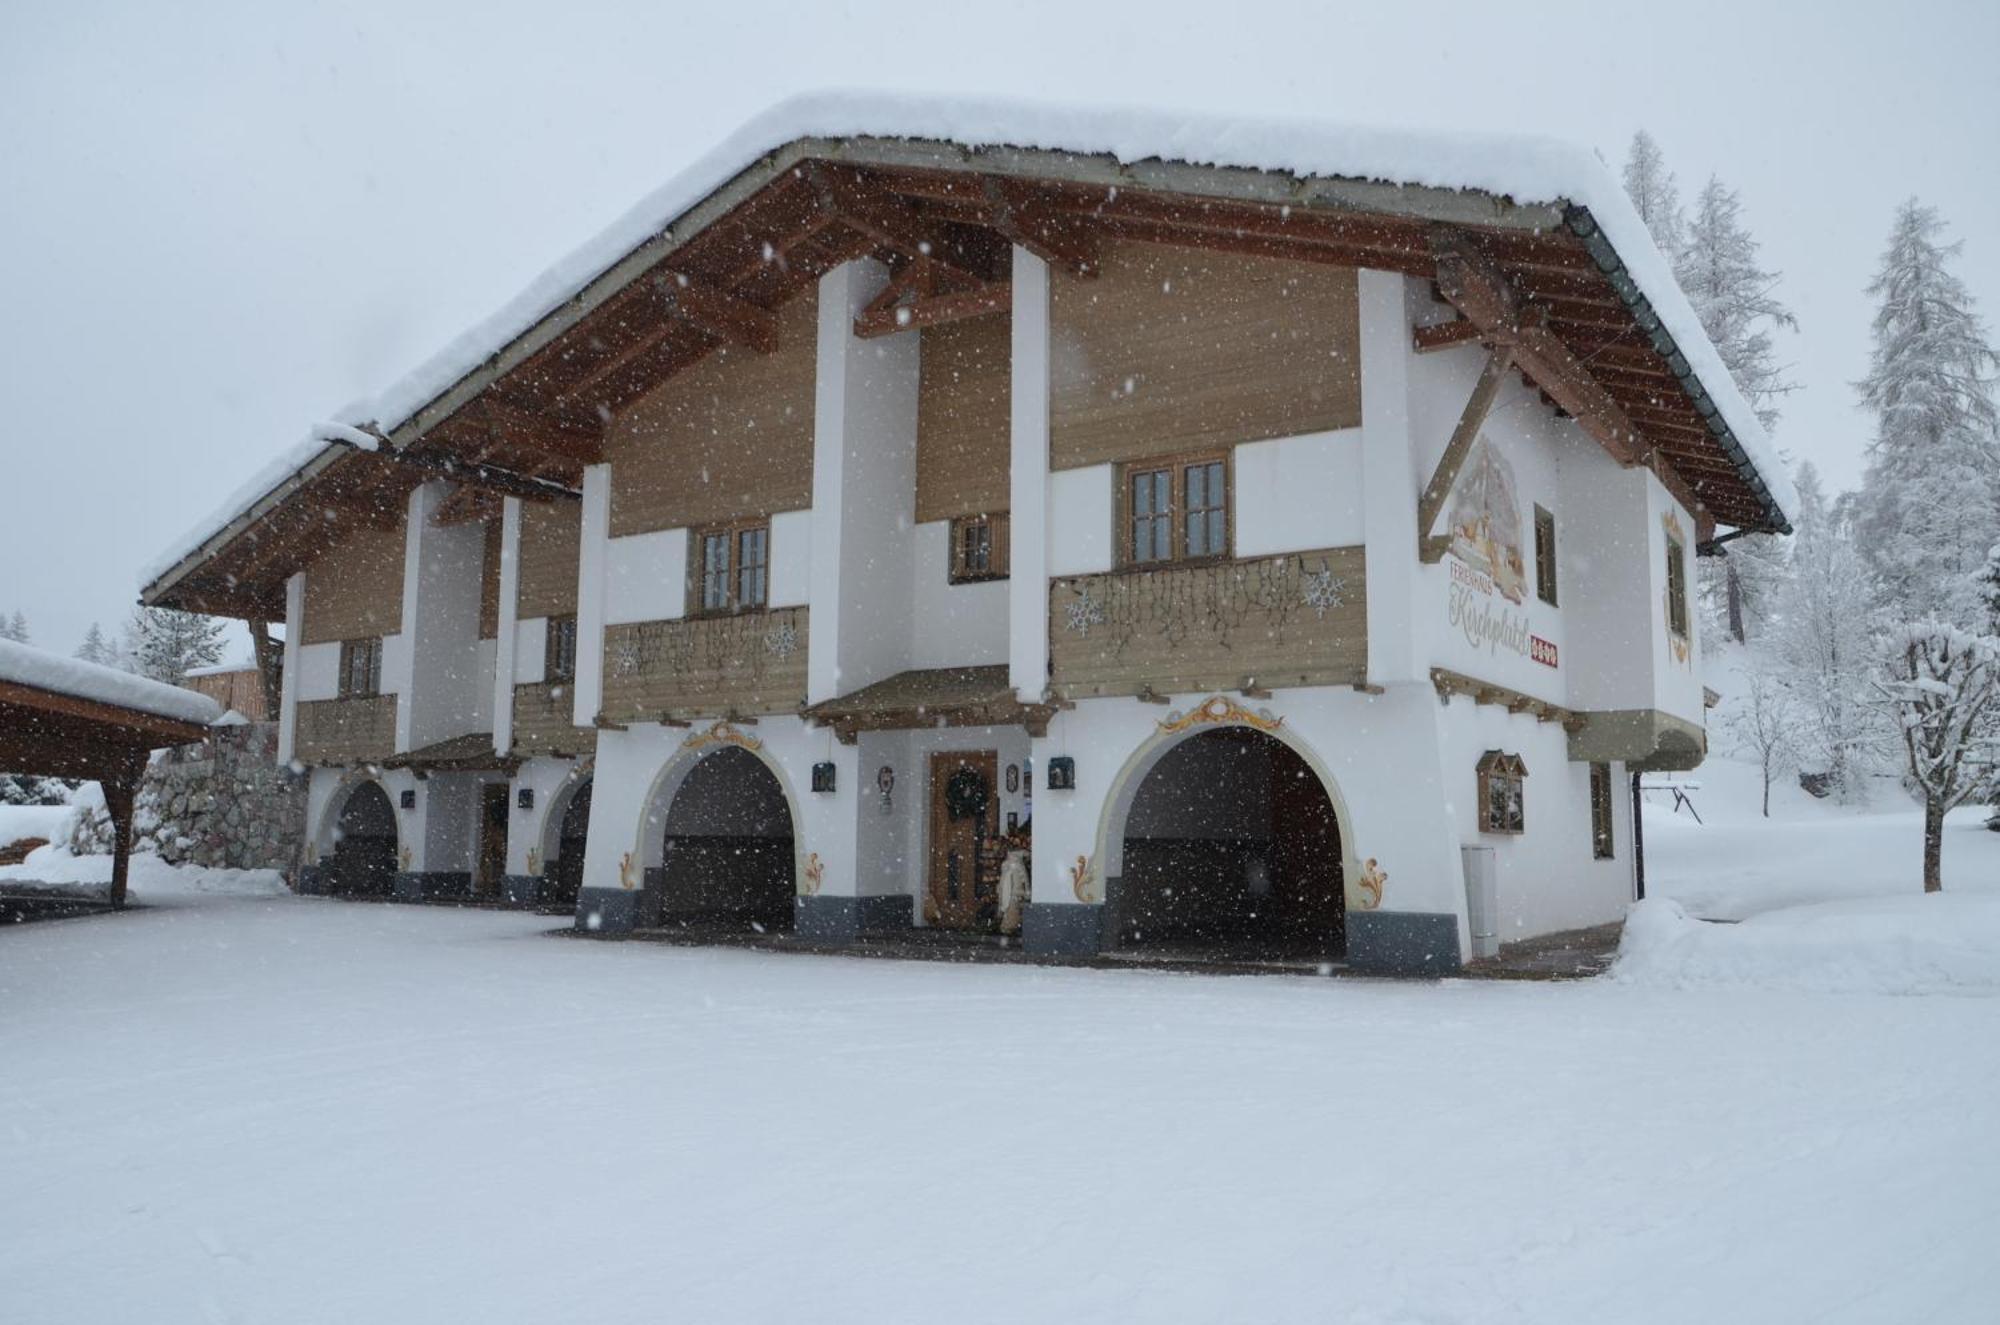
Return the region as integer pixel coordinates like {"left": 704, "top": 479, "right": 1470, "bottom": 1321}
{"left": 294, "top": 694, "right": 398, "bottom": 765}
{"left": 600, "top": 606, "right": 810, "bottom": 723}
{"left": 512, "top": 681, "right": 596, "bottom": 759}
{"left": 1048, "top": 547, "right": 1366, "bottom": 700}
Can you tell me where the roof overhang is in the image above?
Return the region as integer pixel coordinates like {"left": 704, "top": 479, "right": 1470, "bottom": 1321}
{"left": 149, "top": 103, "right": 1794, "bottom": 618}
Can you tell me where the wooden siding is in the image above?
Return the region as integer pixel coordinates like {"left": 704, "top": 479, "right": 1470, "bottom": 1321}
{"left": 916, "top": 314, "right": 1011, "bottom": 523}
{"left": 1049, "top": 241, "right": 1361, "bottom": 471}
{"left": 517, "top": 501, "right": 581, "bottom": 619}
{"left": 605, "top": 290, "right": 819, "bottom": 537}
{"left": 294, "top": 694, "right": 398, "bottom": 765}
{"left": 1047, "top": 547, "right": 1366, "bottom": 700}
{"left": 478, "top": 519, "right": 502, "bottom": 639}
{"left": 511, "top": 681, "right": 596, "bottom": 758}
{"left": 300, "top": 522, "right": 405, "bottom": 644}
{"left": 600, "top": 607, "right": 809, "bottom": 721}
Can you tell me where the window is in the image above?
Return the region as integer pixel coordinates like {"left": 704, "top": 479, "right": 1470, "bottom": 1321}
{"left": 695, "top": 522, "right": 770, "bottom": 614}
{"left": 1475, "top": 750, "right": 1527, "bottom": 835}
{"left": 1534, "top": 505, "right": 1558, "bottom": 607}
{"left": 1589, "top": 762, "right": 1615, "bottom": 859}
{"left": 949, "top": 513, "right": 1011, "bottom": 583}
{"left": 545, "top": 615, "right": 578, "bottom": 684}
{"left": 338, "top": 637, "right": 382, "bottom": 699}
{"left": 1665, "top": 526, "right": 1690, "bottom": 639}
{"left": 1125, "top": 454, "right": 1229, "bottom": 565}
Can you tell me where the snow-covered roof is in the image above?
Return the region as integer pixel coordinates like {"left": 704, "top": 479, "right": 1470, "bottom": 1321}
{"left": 183, "top": 657, "right": 258, "bottom": 677}
{"left": 0, "top": 639, "right": 223, "bottom": 727}
{"left": 146, "top": 92, "right": 1795, "bottom": 594}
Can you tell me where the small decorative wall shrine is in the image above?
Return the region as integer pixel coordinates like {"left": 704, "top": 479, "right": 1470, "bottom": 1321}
{"left": 811, "top": 761, "right": 837, "bottom": 794}
{"left": 876, "top": 765, "right": 895, "bottom": 813}
{"left": 1005, "top": 763, "right": 1020, "bottom": 794}
{"left": 1045, "top": 756, "right": 1076, "bottom": 790}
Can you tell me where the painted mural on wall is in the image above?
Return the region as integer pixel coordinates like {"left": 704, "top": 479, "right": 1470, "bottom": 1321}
{"left": 1447, "top": 436, "right": 1527, "bottom": 605}
{"left": 1444, "top": 435, "right": 1553, "bottom": 667}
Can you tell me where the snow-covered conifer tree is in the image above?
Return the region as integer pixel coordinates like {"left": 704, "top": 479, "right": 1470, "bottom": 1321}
{"left": 1871, "top": 622, "right": 2000, "bottom": 891}
{"left": 123, "top": 605, "right": 226, "bottom": 683}
{"left": 75, "top": 621, "right": 115, "bottom": 666}
{"left": 1673, "top": 175, "right": 1798, "bottom": 642}
{"left": 1, "top": 611, "right": 29, "bottom": 643}
{"left": 1853, "top": 201, "right": 2000, "bottom": 624}
{"left": 1621, "top": 130, "right": 1685, "bottom": 260}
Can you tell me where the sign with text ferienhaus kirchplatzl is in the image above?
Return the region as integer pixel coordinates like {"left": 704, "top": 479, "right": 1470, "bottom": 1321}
{"left": 1445, "top": 436, "right": 1557, "bottom": 667}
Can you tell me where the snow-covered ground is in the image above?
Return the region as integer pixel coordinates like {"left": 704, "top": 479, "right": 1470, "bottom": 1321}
{"left": 0, "top": 841, "right": 286, "bottom": 901}
{"left": 0, "top": 803, "right": 73, "bottom": 848}
{"left": 3, "top": 883, "right": 1998, "bottom": 1323}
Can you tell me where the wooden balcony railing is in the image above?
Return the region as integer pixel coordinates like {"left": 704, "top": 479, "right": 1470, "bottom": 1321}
{"left": 294, "top": 694, "right": 398, "bottom": 765}
{"left": 512, "top": 681, "right": 596, "bottom": 758}
{"left": 1048, "top": 547, "right": 1366, "bottom": 700}
{"left": 600, "top": 606, "right": 810, "bottom": 722}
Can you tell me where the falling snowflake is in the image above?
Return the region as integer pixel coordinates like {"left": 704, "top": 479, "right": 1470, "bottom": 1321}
{"left": 1301, "top": 568, "right": 1347, "bottom": 619}
{"left": 764, "top": 622, "right": 799, "bottom": 660}
{"left": 1064, "top": 591, "right": 1106, "bottom": 637}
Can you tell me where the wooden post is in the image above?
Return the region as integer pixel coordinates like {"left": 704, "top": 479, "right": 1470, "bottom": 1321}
{"left": 100, "top": 758, "right": 145, "bottom": 909}
{"left": 250, "top": 619, "right": 283, "bottom": 720}
{"left": 1416, "top": 344, "right": 1515, "bottom": 562}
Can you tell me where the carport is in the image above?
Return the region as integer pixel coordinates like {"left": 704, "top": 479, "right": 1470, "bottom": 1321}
{"left": 0, "top": 640, "right": 219, "bottom": 907}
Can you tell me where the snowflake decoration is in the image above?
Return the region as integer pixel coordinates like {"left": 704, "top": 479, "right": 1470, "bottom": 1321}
{"left": 612, "top": 638, "right": 641, "bottom": 677}
{"left": 1300, "top": 569, "right": 1347, "bottom": 619}
{"left": 1064, "top": 591, "right": 1106, "bottom": 637}
{"left": 764, "top": 622, "right": 799, "bottom": 660}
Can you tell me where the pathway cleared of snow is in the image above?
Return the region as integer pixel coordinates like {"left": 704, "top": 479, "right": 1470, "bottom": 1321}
{"left": 3, "top": 890, "right": 1996, "bottom": 1324}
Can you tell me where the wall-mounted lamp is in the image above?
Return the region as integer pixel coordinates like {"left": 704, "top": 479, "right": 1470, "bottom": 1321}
{"left": 1046, "top": 756, "right": 1076, "bottom": 791}
{"left": 811, "top": 761, "right": 837, "bottom": 794}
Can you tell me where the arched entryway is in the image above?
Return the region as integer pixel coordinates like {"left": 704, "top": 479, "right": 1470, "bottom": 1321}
{"left": 327, "top": 780, "right": 398, "bottom": 898}
{"left": 652, "top": 746, "right": 796, "bottom": 933}
{"left": 540, "top": 777, "right": 592, "bottom": 912}
{"left": 1108, "top": 726, "right": 1345, "bottom": 960}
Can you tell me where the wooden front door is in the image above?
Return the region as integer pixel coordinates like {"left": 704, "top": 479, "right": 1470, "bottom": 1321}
{"left": 926, "top": 750, "right": 999, "bottom": 931}
{"left": 477, "top": 783, "right": 510, "bottom": 897}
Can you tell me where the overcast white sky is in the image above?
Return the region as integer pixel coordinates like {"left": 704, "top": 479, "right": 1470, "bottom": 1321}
{"left": 2, "top": 0, "right": 1995, "bottom": 656}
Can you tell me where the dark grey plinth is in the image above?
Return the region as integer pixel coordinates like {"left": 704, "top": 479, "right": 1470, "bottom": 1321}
{"left": 393, "top": 871, "right": 474, "bottom": 903}
{"left": 795, "top": 894, "right": 914, "bottom": 942}
{"left": 502, "top": 874, "right": 541, "bottom": 907}
{"left": 295, "top": 864, "right": 329, "bottom": 896}
{"left": 1346, "top": 911, "right": 1463, "bottom": 976}
{"left": 576, "top": 887, "right": 644, "bottom": 936}
{"left": 1023, "top": 902, "right": 1103, "bottom": 958}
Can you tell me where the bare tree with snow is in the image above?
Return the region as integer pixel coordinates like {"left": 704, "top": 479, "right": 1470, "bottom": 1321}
{"left": 1774, "top": 466, "right": 1878, "bottom": 801}
{"left": 1872, "top": 623, "right": 2000, "bottom": 892}
{"left": 1853, "top": 201, "right": 2000, "bottom": 625}
{"left": 1726, "top": 657, "right": 1798, "bottom": 818}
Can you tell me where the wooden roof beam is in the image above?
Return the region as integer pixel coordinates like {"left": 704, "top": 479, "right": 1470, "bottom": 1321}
{"left": 807, "top": 163, "right": 1004, "bottom": 286}
{"left": 980, "top": 181, "right": 1099, "bottom": 277}
{"left": 655, "top": 271, "right": 779, "bottom": 353}
{"left": 1431, "top": 229, "right": 1649, "bottom": 469}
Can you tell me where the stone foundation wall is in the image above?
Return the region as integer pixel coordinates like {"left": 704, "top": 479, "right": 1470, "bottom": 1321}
{"left": 69, "top": 722, "right": 307, "bottom": 872}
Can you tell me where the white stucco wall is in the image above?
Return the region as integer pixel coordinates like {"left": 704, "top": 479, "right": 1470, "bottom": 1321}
{"left": 1046, "top": 464, "right": 1113, "bottom": 577}
{"left": 603, "top": 527, "right": 688, "bottom": 626}
{"left": 294, "top": 640, "right": 343, "bottom": 703}
{"left": 908, "top": 520, "right": 1009, "bottom": 668}
{"left": 808, "top": 258, "right": 922, "bottom": 703}
{"left": 1233, "top": 428, "right": 1366, "bottom": 556}
{"left": 1435, "top": 694, "right": 1634, "bottom": 941}
{"left": 769, "top": 509, "right": 813, "bottom": 609}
